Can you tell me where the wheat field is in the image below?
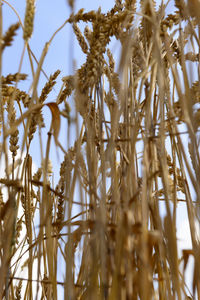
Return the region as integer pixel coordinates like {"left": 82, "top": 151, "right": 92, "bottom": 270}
{"left": 1, "top": 0, "right": 200, "bottom": 299}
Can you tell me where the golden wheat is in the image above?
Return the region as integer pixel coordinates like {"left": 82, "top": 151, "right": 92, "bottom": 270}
{"left": 1, "top": 0, "right": 200, "bottom": 299}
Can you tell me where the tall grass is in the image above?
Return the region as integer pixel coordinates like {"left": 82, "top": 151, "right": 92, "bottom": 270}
{"left": 1, "top": 0, "right": 200, "bottom": 299}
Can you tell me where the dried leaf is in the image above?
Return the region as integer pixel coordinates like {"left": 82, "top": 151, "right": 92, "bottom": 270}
{"left": 182, "top": 249, "right": 193, "bottom": 272}
{"left": 46, "top": 102, "right": 60, "bottom": 144}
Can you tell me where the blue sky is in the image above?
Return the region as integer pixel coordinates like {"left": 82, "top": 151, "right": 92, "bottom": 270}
{"left": 3, "top": 0, "right": 117, "bottom": 77}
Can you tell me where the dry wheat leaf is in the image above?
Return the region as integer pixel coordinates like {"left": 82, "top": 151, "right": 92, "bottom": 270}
{"left": 46, "top": 102, "right": 61, "bottom": 143}
{"left": 182, "top": 249, "right": 194, "bottom": 272}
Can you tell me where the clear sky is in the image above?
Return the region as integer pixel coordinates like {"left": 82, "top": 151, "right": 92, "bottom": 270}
{"left": 3, "top": 0, "right": 117, "bottom": 78}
